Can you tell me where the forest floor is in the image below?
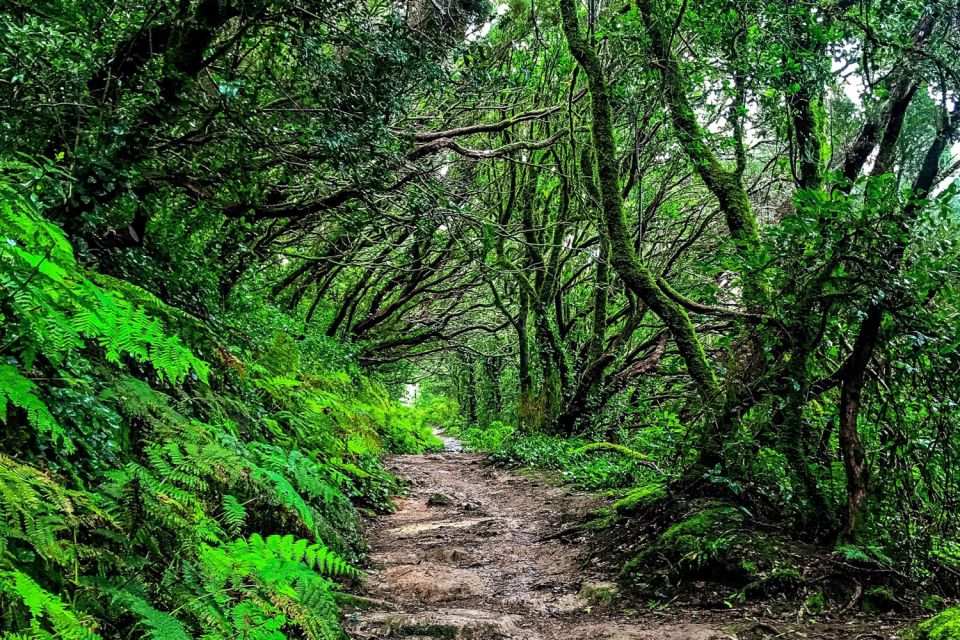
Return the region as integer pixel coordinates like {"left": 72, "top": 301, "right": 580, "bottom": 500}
{"left": 342, "top": 435, "right": 914, "bottom": 639}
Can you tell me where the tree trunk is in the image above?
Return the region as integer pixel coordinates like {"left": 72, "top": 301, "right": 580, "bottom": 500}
{"left": 837, "top": 307, "right": 879, "bottom": 538}
{"left": 557, "top": 0, "right": 720, "bottom": 410}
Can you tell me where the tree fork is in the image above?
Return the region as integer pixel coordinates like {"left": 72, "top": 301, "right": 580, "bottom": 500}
{"left": 558, "top": 0, "right": 720, "bottom": 409}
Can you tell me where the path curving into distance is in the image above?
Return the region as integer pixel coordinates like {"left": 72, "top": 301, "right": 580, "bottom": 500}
{"left": 343, "top": 435, "right": 732, "bottom": 639}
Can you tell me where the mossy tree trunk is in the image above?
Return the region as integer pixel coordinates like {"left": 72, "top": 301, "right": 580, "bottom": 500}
{"left": 558, "top": 0, "right": 721, "bottom": 441}
{"left": 635, "top": 0, "right": 760, "bottom": 283}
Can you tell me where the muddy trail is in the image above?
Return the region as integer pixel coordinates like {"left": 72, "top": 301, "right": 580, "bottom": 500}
{"left": 343, "top": 437, "right": 908, "bottom": 639}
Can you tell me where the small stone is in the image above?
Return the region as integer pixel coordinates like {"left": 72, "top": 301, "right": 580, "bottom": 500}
{"left": 427, "top": 493, "right": 454, "bottom": 507}
{"left": 578, "top": 581, "right": 620, "bottom": 607}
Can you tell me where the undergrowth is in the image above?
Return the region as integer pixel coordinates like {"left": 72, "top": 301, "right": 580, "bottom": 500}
{"left": 0, "top": 167, "right": 440, "bottom": 639}
{"left": 447, "top": 421, "right": 661, "bottom": 490}
{"left": 916, "top": 607, "right": 960, "bottom": 639}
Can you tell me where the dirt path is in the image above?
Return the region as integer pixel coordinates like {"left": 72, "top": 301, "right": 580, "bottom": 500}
{"left": 344, "top": 438, "right": 735, "bottom": 639}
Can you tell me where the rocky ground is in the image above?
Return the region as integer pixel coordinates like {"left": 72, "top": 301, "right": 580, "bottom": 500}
{"left": 342, "top": 439, "right": 913, "bottom": 639}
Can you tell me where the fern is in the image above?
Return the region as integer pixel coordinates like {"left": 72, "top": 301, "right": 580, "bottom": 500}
{"left": 835, "top": 543, "right": 893, "bottom": 566}
{"left": 100, "top": 587, "right": 192, "bottom": 640}
{"left": 226, "top": 601, "right": 286, "bottom": 640}
{"left": 0, "top": 454, "right": 82, "bottom": 565}
{"left": 215, "top": 533, "right": 358, "bottom": 580}
{"left": 0, "top": 169, "right": 427, "bottom": 640}
{"left": 221, "top": 495, "right": 247, "bottom": 537}
{"left": 0, "top": 365, "right": 72, "bottom": 452}
{"left": 0, "top": 186, "right": 208, "bottom": 385}
{"left": 0, "top": 570, "right": 102, "bottom": 640}
{"left": 198, "top": 534, "right": 351, "bottom": 640}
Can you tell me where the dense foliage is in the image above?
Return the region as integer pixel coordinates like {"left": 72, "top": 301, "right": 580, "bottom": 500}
{"left": 430, "top": 0, "right": 960, "bottom": 584}
{"left": 0, "top": 164, "right": 441, "bottom": 636}
{"left": 2, "top": 0, "right": 960, "bottom": 634}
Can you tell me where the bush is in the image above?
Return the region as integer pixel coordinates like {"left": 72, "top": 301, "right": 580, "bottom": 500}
{"left": 620, "top": 502, "right": 783, "bottom": 593}
{"left": 464, "top": 430, "right": 661, "bottom": 490}
{"left": 459, "top": 420, "right": 516, "bottom": 451}
{"left": 0, "top": 174, "right": 435, "bottom": 639}
{"left": 919, "top": 607, "right": 960, "bottom": 640}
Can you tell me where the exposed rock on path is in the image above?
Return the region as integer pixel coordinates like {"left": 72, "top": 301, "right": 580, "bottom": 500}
{"left": 344, "top": 437, "right": 734, "bottom": 639}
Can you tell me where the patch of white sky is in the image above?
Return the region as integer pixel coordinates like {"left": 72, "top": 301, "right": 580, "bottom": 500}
{"left": 465, "top": 2, "right": 509, "bottom": 43}
{"left": 401, "top": 383, "right": 420, "bottom": 406}
{"left": 702, "top": 39, "right": 959, "bottom": 188}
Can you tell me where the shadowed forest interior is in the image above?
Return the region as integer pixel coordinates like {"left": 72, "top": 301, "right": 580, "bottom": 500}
{"left": 2, "top": 0, "right": 960, "bottom": 637}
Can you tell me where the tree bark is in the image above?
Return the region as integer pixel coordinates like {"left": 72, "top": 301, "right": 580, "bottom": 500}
{"left": 838, "top": 103, "right": 957, "bottom": 538}
{"left": 557, "top": 0, "right": 720, "bottom": 409}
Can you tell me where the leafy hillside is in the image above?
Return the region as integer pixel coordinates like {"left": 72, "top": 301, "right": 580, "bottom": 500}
{"left": 0, "top": 165, "right": 439, "bottom": 639}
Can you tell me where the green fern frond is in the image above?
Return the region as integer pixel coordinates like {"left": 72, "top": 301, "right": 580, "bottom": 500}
{"left": 0, "top": 454, "right": 82, "bottom": 565}
{"left": 100, "top": 587, "right": 192, "bottom": 640}
{"left": 0, "top": 365, "right": 73, "bottom": 453}
{"left": 0, "top": 570, "right": 102, "bottom": 640}
{"left": 221, "top": 496, "right": 247, "bottom": 537}
{"left": 0, "top": 187, "right": 209, "bottom": 387}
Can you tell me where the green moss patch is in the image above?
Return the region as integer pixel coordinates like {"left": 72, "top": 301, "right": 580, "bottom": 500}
{"left": 924, "top": 595, "right": 946, "bottom": 612}
{"left": 743, "top": 568, "right": 804, "bottom": 599}
{"left": 918, "top": 607, "right": 960, "bottom": 640}
{"left": 579, "top": 581, "right": 620, "bottom": 607}
{"left": 613, "top": 482, "right": 668, "bottom": 516}
{"left": 804, "top": 590, "right": 826, "bottom": 614}
{"left": 861, "top": 586, "right": 901, "bottom": 613}
{"left": 620, "top": 502, "right": 783, "bottom": 594}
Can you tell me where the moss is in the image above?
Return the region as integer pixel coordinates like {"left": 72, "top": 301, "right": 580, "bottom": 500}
{"left": 919, "top": 607, "right": 960, "bottom": 640}
{"left": 583, "top": 512, "right": 617, "bottom": 531}
{"left": 621, "top": 505, "right": 758, "bottom": 586}
{"left": 579, "top": 581, "right": 620, "bottom": 607}
{"left": 861, "top": 586, "right": 900, "bottom": 613}
{"left": 427, "top": 493, "right": 453, "bottom": 507}
{"left": 333, "top": 593, "right": 390, "bottom": 611}
{"left": 811, "top": 96, "right": 831, "bottom": 176}
{"left": 660, "top": 506, "right": 742, "bottom": 543}
{"left": 578, "top": 441, "right": 653, "bottom": 462}
{"left": 613, "top": 483, "right": 667, "bottom": 516}
{"left": 619, "top": 501, "right": 801, "bottom": 602}
{"left": 770, "top": 567, "right": 800, "bottom": 580}
{"left": 924, "top": 595, "right": 947, "bottom": 612}
{"left": 742, "top": 567, "right": 803, "bottom": 599}
{"left": 621, "top": 547, "right": 654, "bottom": 580}
{"left": 397, "top": 624, "right": 457, "bottom": 639}
{"left": 805, "top": 590, "right": 826, "bottom": 615}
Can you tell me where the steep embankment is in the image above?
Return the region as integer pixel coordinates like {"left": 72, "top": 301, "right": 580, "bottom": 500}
{"left": 344, "top": 437, "right": 733, "bottom": 639}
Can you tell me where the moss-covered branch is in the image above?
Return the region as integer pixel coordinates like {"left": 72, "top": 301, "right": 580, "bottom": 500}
{"left": 635, "top": 0, "right": 760, "bottom": 265}
{"left": 576, "top": 442, "right": 663, "bottom": 473}
{"left": 557, "top": 0, "right": 720, "bottom": 403}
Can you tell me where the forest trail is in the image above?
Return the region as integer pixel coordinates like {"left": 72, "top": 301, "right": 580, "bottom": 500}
{"left": 344, "top": 436, "right": 734, "bottom": 640}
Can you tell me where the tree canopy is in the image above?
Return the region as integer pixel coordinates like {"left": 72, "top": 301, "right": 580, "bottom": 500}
{"left": 2, "top": 0, "right": 960, "bottom": 636}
